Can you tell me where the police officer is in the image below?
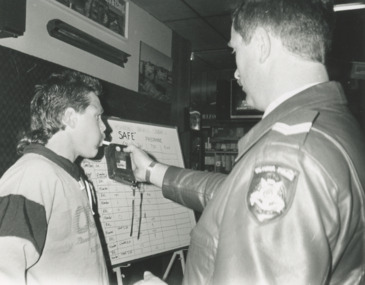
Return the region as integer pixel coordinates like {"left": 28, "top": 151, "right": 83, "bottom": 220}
{"left": 129, "top": 0, "right": 365, "bottom": 284}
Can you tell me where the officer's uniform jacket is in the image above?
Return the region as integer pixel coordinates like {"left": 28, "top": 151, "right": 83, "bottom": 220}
{"left": 162, "top": 81, "right": 365, "bottom": 284}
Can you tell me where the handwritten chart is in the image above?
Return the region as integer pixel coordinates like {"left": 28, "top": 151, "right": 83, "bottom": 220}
{"left": 81, "top": 117, "right": 196, "bottom": 266}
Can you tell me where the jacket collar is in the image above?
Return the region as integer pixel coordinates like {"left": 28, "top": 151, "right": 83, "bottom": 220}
{"left": 236, "top": 81, "right": 346, "bottom": 161}
{"left": 23, "top": 144, "right": 81, "bottom": 181}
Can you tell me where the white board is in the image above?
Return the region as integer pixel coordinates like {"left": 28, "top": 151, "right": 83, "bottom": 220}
{"left": 81, "top": 117, "right": 196, "bottom": 267}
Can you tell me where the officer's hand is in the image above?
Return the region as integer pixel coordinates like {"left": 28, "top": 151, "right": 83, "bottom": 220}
{"left": 123, "top": 144, "right": 154, "bottom": 182}
{"left": 133, "top": 271, "right": 168, "bottom": 285}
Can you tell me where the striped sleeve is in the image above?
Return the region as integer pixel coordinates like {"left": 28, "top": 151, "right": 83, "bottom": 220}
{"left": 0, "top": 194, "right": 47, "bottom": 254}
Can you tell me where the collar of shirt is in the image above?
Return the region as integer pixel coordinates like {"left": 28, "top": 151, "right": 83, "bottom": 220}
{"left": 263, "top": 82, "right": 323, "bottom": 118}
{"left": 23, "top": 143, "right": 82, "bottom": 181}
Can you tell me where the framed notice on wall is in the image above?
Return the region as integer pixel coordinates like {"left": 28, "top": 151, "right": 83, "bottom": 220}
{"left": 53, "top": 0, "right": 129, "bottom": 39}
{"left": 139, "top": 42, "right": 173, "bottom": 103}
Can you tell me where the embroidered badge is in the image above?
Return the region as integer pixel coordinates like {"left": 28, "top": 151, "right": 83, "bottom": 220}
{"left": 248, "top": 165, "right": 298, "bottom": 222}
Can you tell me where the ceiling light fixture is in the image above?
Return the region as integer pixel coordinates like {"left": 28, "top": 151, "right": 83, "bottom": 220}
{"left": 334, "top": 2, "right": 365, "bottom": 11}
{"left": 47, "top": 19, "right": 130, "bottom": 67}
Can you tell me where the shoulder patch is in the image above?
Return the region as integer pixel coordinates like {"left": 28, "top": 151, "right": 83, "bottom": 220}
{"left": 247, "top": 164, "right": 298, "bottom": 223}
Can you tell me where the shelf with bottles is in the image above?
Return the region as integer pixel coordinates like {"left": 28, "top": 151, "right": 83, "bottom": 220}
{"left": 201, "top": 121, "right": 258, "bottom": 173}
{"left": 202, "top": 126, "right": 242, "bottom": 173}
{"left": 204, "top": 150, "right": 237, "bottom": 173}
{"left": 203, "top": 125, "right": 244, "bottom": 152}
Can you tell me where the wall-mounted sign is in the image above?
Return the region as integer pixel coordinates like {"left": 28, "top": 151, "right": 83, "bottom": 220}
{"left": 351, "top": 62, "right": 365, "bottom": 80}
{"left": 230, "top": 79, "right": 263, "bottom": 119}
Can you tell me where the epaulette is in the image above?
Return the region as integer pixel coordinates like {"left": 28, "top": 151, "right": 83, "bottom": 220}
{"left": 235, "top": 110, "right": 320, "bottom": 163}
{"left": 270, "top": 110, "right": 319, "bottom": 146}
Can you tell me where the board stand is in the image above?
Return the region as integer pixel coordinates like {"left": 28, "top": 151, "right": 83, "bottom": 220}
{"left": 112, "top": 250, "right": 185, "bottom": 284}
{"left": 162, "top": 250, "right": 185, "bottom": 281}
{"left": 113, "top": 267, "right": 125, "bottom": 285}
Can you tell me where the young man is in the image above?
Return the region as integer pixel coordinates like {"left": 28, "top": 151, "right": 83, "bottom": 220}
{"left": 0, "top": 70, "right": 109, "bottom": 285}
{"left": 128, "top": 0, "right": 365, "bottom": 284}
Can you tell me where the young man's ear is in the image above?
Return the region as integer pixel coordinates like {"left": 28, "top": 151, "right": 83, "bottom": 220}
{"left": 62, "top": 107, "right": 77, "bottom": 128}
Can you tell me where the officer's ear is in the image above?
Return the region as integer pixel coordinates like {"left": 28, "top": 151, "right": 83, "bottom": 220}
{"left": 62, "top": 107, "right": 77, "bottom": 129}
{"left": 253, "top": 27, "right": 271, "bottom": 63}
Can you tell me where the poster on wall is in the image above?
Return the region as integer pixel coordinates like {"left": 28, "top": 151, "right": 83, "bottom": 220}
{"left": 139, "top": 42, "right": 173, "bottom": 103}
{"left": 54, "top": 0, "right": 128, "bottom": 38}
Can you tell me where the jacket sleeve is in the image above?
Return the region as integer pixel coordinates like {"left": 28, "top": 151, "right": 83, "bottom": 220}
{"left": 0, "top": 237, "right": 39, "bottom": 285}
{"left": 0, "top": 195, "right": 46, "bottom": 285}
{"left": 161, "top": 166, "right": 227, "bottom": 212}
{"left": 0, "top": 161, "right": 50, "bottom": 284}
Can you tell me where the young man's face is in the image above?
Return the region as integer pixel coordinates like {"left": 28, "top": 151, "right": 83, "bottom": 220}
{"left": 73, "top": 92, "right": 106, "bottom": 159}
